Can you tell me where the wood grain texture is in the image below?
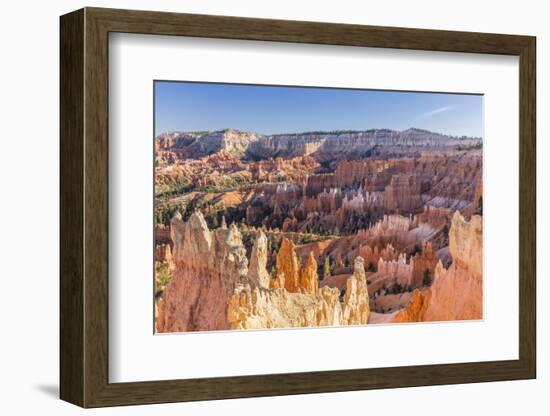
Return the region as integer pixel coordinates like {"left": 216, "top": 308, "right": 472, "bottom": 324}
{"left": 518, "top": 38, "right": 536, "bottom": 376}
{"left": 59, "top": 8, "right": 84, "bottom": 407}
{"left": 59, "top": 7, "right": 537, "bottom": 408}
{"left": 83, "top": 10, "right": 110, "bottom": 406}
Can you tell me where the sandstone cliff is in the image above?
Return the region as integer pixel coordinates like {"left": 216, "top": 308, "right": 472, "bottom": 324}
{"left": 157, "top": 214, "right": 371, "bottom": 332}
{"left": 228, "top": 256, "right": 369, "bottom": 329}
{"left": 156, "top": 128, "right": 481, "bottom": 164}
{"left": 390, "top": 211, "right": 482, "bottom": 322}
{"left": 156, "top": 211, "right": 248, "bottom": 332}
{"left": 227, "top": 285, "right": 343, "bottom": 329}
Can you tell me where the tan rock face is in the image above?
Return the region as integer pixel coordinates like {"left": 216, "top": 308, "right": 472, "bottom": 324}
{"left": 270, "top": 272, "right": 285, "bottom": 289}
{"left": 299, "top": 252, "right": 319, "bottom": 294}
{"left": 156, "top": 212, "right": 248, "bottom": 332}
{"left": 227, "top": 285, "right": 342, "bottom": 329}
{"left": 154, "top": 243, "right": 174, "bottom": 267}
{"left": 368, "top": 242, "right": 437, "bottom": 294}
{"left": 273, "top": 238, "right": 320, "bottom": 295}
{"left": 376, "top": 253, "right": 413, "bottom": 289}
{"left": 275, "top": 238, "right": 301, "bottom": 293}
{"left": 392, "top": 289, "right": 431, "bottom": 323}
{"left": 422, "top": 212, "right": 482, "bottom": 321}
{"left": 228, "top": 255, "right": 369, "bottom": 329}
{"left": 423, "top": 258, "right": 482, "bottom": 321}
{"left": 384, "top": 173, "right": 423, "bottom": 212}
{"left": 357, "top": 243, "right": 398, "bottom": 270}
{"left": 342, "top": 257, "right": 370, "bottom": 325}
{"left": 448, "top": 211, "right": 482, "bottom": 276}
{"left": 410, "top": 242, "right": 438, "bottom": 288}
{"left": 247, "top": 231, "right": 270, "bottom": 289}
{"left": 389, "top": 212, "right": 482, "bottom": 323}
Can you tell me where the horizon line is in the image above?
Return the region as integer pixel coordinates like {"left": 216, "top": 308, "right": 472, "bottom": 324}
{"left": 154, "top": 126, "right": 483, "bottom": 140}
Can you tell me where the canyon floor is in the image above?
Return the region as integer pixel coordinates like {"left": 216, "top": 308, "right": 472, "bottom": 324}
{"left": 153, "top": 128, "right": 483, "bottom": 332}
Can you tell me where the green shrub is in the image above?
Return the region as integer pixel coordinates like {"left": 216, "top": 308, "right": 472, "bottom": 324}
{"left": 155, "top": 263, "right": 172, "bottom": 296}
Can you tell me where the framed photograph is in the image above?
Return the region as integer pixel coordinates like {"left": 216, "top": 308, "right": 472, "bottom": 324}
{"left": 60, "top": 7, "right": 536, "bottom": 408}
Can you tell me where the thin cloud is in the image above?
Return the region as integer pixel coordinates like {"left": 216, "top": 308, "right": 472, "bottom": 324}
{"left": 422, "top": 105, "right": 456, "bottom": 118}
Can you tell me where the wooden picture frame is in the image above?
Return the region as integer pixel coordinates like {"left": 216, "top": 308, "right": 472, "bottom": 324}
{"left": 60, "top": 7, "right": 536, "bottom": 408}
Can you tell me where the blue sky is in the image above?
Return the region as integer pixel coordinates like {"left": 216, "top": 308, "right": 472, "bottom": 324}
{"left": 154, "top": 81, "right": 482, "bottom": 137}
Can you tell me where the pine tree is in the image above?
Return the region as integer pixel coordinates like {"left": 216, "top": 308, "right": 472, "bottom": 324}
{"left": 324, "top": 256, "right": 331, "bottom": 278}
{"left": 210, "top": 215, "right": 219, "bottom": 229}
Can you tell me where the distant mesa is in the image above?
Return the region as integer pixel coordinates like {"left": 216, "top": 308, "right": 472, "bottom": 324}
{"left": 155, "top": 128, "right": 482, "bottom": 160}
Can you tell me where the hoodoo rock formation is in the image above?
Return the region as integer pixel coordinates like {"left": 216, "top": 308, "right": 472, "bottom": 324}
{"left": 228, "top": 255, "right": 370, "bottom": 330}
{"left": 157, "top": 213, "right": 371, "bottom": 331}
{"left": 275, "top": 238, "right": 301, "bottom": 293}
{"left": 391, "top": 212, "right": 482, "bottom": 322}
{"left": 247, "top": 231, "right": 270, "bottom": 289}
{"left": 299, "top": 252, "right": 319, "bottom": 295}
{"left": 227, "top": 285, "right": 343, "bottom": 329}
{"left": 342, "top": 257, "right": 370, "bottom": 325}
{"left": 156, "top": 209, "right": 482, "bottom": 330}
{"left": 423, "top": 212, "right": 482, "bottom": 321}
{"left": 156, "top": 212, "right": 248, "bottom": 332}
{"left": 154, "top": 125, "right": 483, "bottom": 332}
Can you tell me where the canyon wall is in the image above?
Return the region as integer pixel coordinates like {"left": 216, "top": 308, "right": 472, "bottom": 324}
{"left": 156, "top": 212, "right": 248, "bottom": 332}
{"left": 392, "top": 212, "right": 482, "bottom": 322}
{"left": 158, "top": 128, "right": 481, "bottom": 160}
